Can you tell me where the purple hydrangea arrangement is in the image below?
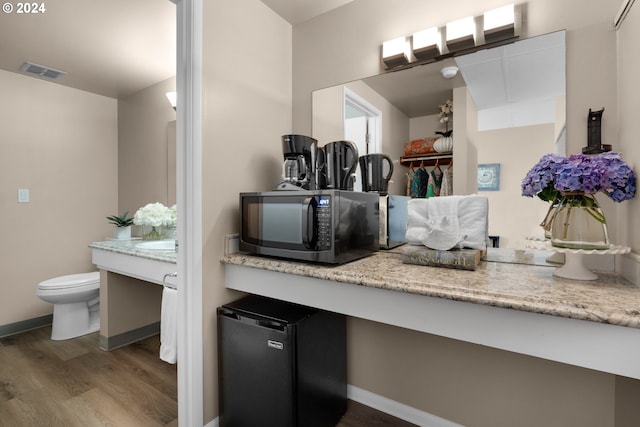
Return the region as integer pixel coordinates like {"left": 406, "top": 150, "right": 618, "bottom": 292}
{"left": 522, "top": 152, "right": 636, "bottom": 203}
{"left": 521, "top": 153, "right": 565, "bottom": 202}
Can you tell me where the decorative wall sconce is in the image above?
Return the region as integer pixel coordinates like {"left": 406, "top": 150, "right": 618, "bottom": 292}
{"left": 381, "top": 36, "right": 411, "bottom": 68}
{"left": 446, "top": 16, "right": 476, "bottom": 52}
{"left": 382, "top": 3, "right": 522, "bottom": 70}
{"left": 412, "top": 27, "right": 442, "bottom": 61}
{"left": 166, "top": 91, "right": 177, "bottom": 111}
{"left": 483, "top": 4, "right": 516, "bottom": 44}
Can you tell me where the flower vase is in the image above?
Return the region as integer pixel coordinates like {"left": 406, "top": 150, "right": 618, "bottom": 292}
{"left": 540, "top": 199, "right": 560, "bottom": 240}
{"left": 142, "top": 225, "right": 165, "bottom": 240}
{"left": 550, "top": 192, "right": 609, "bottom": 250}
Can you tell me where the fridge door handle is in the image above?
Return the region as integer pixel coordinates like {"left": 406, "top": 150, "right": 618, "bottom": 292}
{"left": 257, "top": 320, "right": 285, "bottom": 331}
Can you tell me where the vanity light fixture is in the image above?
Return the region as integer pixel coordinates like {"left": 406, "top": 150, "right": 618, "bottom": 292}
{"left": 382, "top": 36, "right": 411, "bottom": 69}
{"left": 412, "top": 27, "right": 442, "bottom": 62}
{"left": 446, "top": 16, "right": 476, "bottom": 52}
{"left": 165, "top": 91, "right": 177, "bottom": 111}
{"left": 380, "top": 3, "right": 524, "bottom": 71}
{"left": 483, "top": 4, "right": 516, "bottom": 44}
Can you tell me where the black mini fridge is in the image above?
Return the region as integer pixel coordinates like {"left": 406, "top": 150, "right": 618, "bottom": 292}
{"left": 217, "top": 295, "right": 347, "bottom": 427}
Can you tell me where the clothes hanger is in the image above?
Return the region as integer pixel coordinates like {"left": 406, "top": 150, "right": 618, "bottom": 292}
{"left": 434, "top": 158, "right": 442, "bottom": 173}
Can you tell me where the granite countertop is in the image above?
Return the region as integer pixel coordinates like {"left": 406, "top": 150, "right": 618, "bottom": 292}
{"left": 222, "top": 246, "right": 640, "bottom": 329}
{"left": 89, "top": 239, "right": 177, "bottom": 263}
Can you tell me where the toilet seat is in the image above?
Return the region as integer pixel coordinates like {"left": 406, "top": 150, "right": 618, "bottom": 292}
{"left": 38, "top": 272, "right": 100, "bottom": 291}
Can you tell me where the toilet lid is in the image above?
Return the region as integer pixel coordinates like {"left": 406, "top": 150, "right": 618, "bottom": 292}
{"left": 38, "top": 271, "right": 100, "bottom": 290}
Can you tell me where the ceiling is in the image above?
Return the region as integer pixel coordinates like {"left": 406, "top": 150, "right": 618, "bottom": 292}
{"left": 0, "top": 0, "right": 351, "bottom": 99}
{"left": 261, "top": 0, "right": 354, "bottom": 24}
{"left": 0, "top": 0, "right": 176, "bottom": 99}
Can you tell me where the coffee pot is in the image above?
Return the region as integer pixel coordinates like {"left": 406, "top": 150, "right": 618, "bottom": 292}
{"left": 317, "top": 140, "right": 359, "bottom": 191}
{"left": 359, "top": 153, "right": 394, "bottom": 195}
{"left": 277, "top": 134, "right": 318, "bottom": 190}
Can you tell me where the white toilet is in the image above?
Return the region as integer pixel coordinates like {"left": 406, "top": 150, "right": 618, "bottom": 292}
{"left": 36, "top": 271, "right": 100, "bottom": 340}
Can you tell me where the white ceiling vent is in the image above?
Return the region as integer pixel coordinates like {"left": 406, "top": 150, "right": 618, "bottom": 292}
{"left": 20, "top": 61, "right": 67, "bottom": 80}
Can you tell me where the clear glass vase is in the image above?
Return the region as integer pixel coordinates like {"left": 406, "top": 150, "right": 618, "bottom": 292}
{"left": 540, "top": 199, "right": 560, "bottom": 240}
{"left": 550, "top": 192, "right": 609, "bottom": 250}
{"left": 141, "top": 225, "right": 166, "bottom": 240}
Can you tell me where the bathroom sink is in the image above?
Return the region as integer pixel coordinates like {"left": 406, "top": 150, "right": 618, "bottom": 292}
{"left": 135, "top": 240, "right": 176, "bottom": 251}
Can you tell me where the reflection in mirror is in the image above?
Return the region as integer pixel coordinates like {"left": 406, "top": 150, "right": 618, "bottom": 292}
{"left": 168, "top": 120, "right": 177, "bottom": 206}
{"left": 312, "top": 30, "right": 566, "bottom": 249}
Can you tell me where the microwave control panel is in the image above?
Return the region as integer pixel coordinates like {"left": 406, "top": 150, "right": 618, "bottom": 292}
{"left": 316, "top": 196, "right": 332, "bottom": 249}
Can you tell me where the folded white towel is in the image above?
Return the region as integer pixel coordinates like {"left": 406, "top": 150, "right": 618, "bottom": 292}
{"left": 406, "top": 195, "right": 488, "bottom": 250}
{"left": 420, "top": 216, "right": 465, "bottom": 250}
{"left": 160, "top": 287, "right": 177, "bottom": 364}
{"left": 458, "top": 195, "right": 489, "bottom": 250}
{"left": 408, "top": 195, "right": 465, "bottom": 250}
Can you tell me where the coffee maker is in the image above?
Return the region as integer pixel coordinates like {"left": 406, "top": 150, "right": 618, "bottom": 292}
{"left": 276, "top": 134, "right": 318, "bottom": 190}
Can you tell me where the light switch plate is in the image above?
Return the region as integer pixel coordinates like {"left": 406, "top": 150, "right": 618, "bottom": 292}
{"left": 18, "top": 189, "right": 29, "bottom": 203}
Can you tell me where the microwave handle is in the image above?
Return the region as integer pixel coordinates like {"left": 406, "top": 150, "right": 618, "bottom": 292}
{"left": 301, "top": 197, "right": 317, "bottom": 248}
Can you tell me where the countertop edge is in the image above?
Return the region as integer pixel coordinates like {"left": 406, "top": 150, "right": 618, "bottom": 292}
{"left": 221, "top": 253, "right": 640, "bottom": 330}
{"left": 89, "top": 240, "right": 177, "bottom": 264}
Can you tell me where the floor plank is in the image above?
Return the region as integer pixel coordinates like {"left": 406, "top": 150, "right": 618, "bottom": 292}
{"left": 337, "top": 400, "right": 419, "bottom": 427}
{"left": 0, "top": 326, "right": 414, "bottom": 427}
{"left": 0, "top": 326, "right": 177, "bottom": 427}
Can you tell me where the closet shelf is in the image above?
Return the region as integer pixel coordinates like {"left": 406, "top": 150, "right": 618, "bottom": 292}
{"left": 400, "top": 152, "right": 452, "bottom": 167}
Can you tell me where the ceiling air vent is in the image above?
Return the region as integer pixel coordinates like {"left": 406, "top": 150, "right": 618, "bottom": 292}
{"left": 20, "top": 61, "right": 67, "bottom": 80}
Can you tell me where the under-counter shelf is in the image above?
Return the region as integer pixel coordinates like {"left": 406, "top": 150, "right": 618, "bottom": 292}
{"left": 400, "top": 152, "right": 452, "bottom": 167}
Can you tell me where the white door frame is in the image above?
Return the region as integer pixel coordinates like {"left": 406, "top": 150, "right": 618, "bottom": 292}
{"left": 343, "top": 87, "right": 382, "bottom": 154}
{"left": 173, "top": 0, "right": 204, "bottom": 425}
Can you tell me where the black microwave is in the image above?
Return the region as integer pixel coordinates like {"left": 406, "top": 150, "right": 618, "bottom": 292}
{"left": 240, "top": 190, "right": 379, "bottom": 264}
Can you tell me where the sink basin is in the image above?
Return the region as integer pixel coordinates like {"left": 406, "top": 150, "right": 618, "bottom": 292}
{"left": 136, "top": 240, "right": 176, "bottom": 251}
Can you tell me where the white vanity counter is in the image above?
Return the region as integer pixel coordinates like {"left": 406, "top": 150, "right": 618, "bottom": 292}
{"left": 89, "top": 239, "right": 177, "bottom": 350}
{"left": 89, "top": 239, "right": 177, "bottom": 286}
{"left": 223, "top": 247, "right": 640, "bottom": 379}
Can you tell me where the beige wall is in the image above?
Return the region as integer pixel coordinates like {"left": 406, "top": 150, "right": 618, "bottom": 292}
{"left": 312, "top": 79, "right": 409, "bottom": 195}
{"left": 118, "top": 77, "right": 176, "bottom": 220}
{"left": 288, "top": 0, "right": 640, "bottom": 426}
{"left": 477, "top": 124, "right": 555, "bottom": 248}
{"left": 617, "top": 2, "right": 640, "bottom": 252}
{"left": 201, "top": 0, "right": 292, "bottom": 422}
{"left": 99, "top": 271, "right": 162, "bottom": 338}
{"left": 0, "top": 69, "right": 117, "bottom": 326}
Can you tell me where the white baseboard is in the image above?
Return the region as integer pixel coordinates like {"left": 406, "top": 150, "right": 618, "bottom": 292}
{"left": 347, "top": 385, "right": 463, "bottom": 427}
{"left": 205, "top": 385, "right": 461, "bottom": 427}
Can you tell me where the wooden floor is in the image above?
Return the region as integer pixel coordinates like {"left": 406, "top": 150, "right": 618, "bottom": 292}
{"left": 0, "top": 326, "right": 415, "bottom": 427}
{"left": 0, "top": 326, "right": 178, "bottom": 427}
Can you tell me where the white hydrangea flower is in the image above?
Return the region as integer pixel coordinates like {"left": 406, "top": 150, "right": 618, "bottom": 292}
{"left": 133, "top": 202, "right": 171, "bottom": 227}
{"left": 164, "top": 204, "right": 177, "bottom": 228}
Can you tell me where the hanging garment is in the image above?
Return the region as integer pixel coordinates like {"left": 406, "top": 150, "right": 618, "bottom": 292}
{"left": 406, "top": 165, "right": 415, "bottom": 197}
{"left": 440, "top": 164, "right": 453, "bottom": 196}
{"left": 425, "top": 170, "right": 436, "bottom": 198}
{"left": 411, "top": 167, "right": 429, "bottom": 198}
{"left": 430, "top": 165, "right": 443, "bottom": 196}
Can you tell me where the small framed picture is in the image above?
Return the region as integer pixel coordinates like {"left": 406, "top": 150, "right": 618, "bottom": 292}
{"left": 478, "top": 163, "right": 500, "bottom": 191}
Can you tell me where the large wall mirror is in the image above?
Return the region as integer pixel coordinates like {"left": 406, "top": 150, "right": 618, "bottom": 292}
{"left": 312, "top": 30, "right": 566, "bottom": 249}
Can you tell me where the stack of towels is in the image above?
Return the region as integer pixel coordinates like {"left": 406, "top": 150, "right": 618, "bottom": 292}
{"left": 405, "top": 195, "right": 489, "bottom": 251}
